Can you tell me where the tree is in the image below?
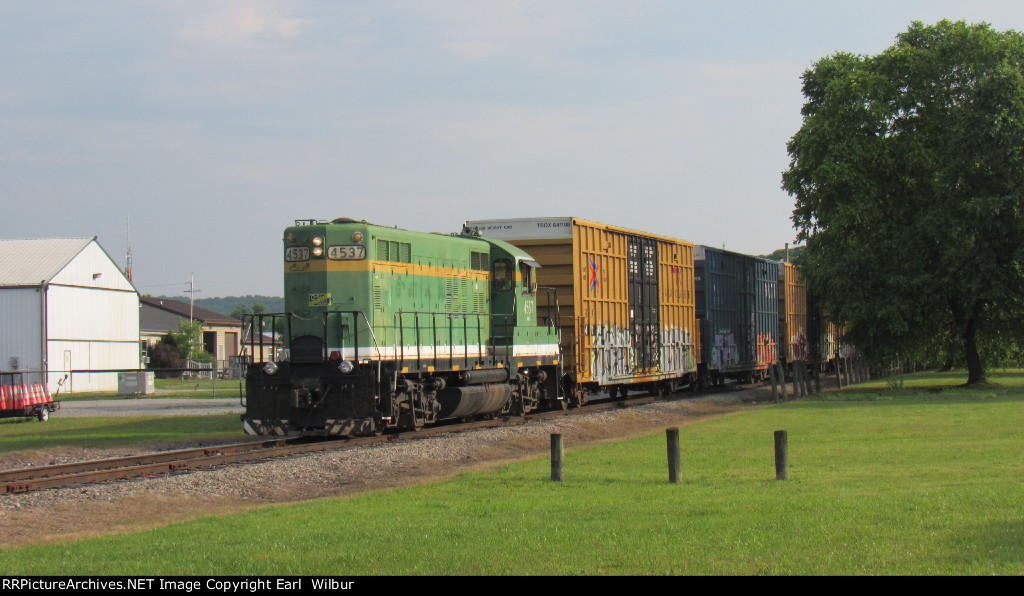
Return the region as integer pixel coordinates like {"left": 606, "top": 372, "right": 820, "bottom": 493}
{"left": 171, "top": 318, "right": 208, "bottom": 363}
{"left": 147, "top": 334, "right": 183, "bottom": 375}
{"left": 230, "top": 301, "right": 267, "bottom": 321}
{"left": 782, "top": 20, "right": 1024, "bottom": 384}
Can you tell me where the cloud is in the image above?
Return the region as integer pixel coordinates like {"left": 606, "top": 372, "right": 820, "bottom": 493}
{"left": 178, "top": 0, "right": 306, "bottom": 44}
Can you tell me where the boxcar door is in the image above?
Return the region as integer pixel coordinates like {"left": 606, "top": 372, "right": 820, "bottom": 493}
{"left": 628, "top": 235, "right": 661, "bottom": 373}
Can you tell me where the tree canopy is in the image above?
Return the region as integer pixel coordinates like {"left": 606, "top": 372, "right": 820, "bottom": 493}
{"left": 782, "top": 20, "right": 1024, "bottom": 384}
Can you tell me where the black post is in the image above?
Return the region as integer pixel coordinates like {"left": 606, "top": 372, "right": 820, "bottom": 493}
{"left": 667, "top": 428, "right": 681, "bottom": 483}
{"left": 550, "top": 433, "right": 563, "bottom": 482}
{"left": 774, "top": 430, "right": 788, "bottom": 480}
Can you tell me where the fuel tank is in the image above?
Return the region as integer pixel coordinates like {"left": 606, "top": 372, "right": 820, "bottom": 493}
{"left": 436, "top": 384, "right": 512, "bottom": 419}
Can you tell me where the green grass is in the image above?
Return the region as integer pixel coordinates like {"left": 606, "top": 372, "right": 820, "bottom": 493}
{"left": 0, "top": 415, "right": 245, "bottom": 454}
{"left": 2, "top": 371, "right": 1023, "bottom": 575}
{"left": 56, "top": 378, "right": 245, "bottom": 400}
{"left": 824, "top": 368, "right": 1024, "bottom": 401}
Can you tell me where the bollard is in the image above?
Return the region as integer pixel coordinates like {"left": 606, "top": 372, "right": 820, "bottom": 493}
{"left": 667, "top": 428, "right": 681, "bottom": 483}
{"left": 774, "top": 430, "right": 788, "bottom": 480}
{"left": 550, "top": 433, "right": 563, "bottom": 482}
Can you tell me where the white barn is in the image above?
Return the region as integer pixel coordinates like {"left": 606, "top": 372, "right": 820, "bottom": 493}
{"left": 0, "top": 237, "right": 140, "bottom": 394}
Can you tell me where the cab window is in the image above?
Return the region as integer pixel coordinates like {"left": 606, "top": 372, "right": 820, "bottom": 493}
{"left": 493, "top": 259, "right": 513, "bottom": 292}
{"left": 520, "top": 261, "right": 536, "bottom": 295}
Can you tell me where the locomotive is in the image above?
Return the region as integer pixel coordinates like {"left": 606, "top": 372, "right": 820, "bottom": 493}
{"left": 243, "top": 216, "right": 841, "bottom": 438}
{"left": 242, "top": 218, "right": 561, "bottom": 436}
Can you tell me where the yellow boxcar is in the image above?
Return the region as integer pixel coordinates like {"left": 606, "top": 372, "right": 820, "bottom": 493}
{"left": 465, "top": 217, "right": 699, "bottom": 400}
{"left": 779, "top": 262, "right": 809, "bottom": 363}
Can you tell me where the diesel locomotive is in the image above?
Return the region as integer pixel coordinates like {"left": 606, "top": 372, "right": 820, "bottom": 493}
{"left": 242, "top": 218, "right": 561, "bottom": 436}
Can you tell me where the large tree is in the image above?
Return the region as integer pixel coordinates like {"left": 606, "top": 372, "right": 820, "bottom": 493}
{"left": 782, "top": 20, "right": 1024, "bottom": 384}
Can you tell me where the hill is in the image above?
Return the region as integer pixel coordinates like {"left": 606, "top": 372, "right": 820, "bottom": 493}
{"left": 157, "top": 295, "right": 284, "bottom": 317}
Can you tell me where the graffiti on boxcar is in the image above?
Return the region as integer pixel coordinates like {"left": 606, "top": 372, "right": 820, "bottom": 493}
{"left": 711, "top": 331, "right": 739, "bottom": 371}
{"left": 587, "top": 324, "right": 695, "bottom": 385}
{"left": 589, "top": 324, "right": 631, "bottom": 384}
{"left": 791, "top": 330, "right": 808, "bottom": 361}
{"left": 660, "top": 327, "right": 696, "bottom": 376}
{"left": 757, "top": 334, "right": 777, "bottom": 367}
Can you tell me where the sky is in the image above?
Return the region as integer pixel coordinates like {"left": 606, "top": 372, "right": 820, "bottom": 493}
{"left": 3, "top": 1, "right": 1024, "bottom": 297}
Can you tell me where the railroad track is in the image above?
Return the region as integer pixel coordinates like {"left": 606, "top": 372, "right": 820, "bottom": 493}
{"left": 0, "top": 381, "right": 763, "bottom": 495}
{"left": 0, "top": 417, "right": 534, "bottom": 495}
{"left": 0, "top": 437, "right": 353, "bottom": 495}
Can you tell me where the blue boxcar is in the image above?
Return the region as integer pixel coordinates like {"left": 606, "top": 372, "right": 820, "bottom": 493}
{"left": 695, "top": 246, "right": 779, "bottom": 384}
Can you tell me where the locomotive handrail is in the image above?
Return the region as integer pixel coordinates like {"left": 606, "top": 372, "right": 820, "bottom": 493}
{"left": 243, "top": 309, "right": 519, "bottom": 375}
{"left": 242, "top": 313, "right": 289, "bottom": 365}
{"left": 537, "top": 286, "right": 560, "bottom": 330}
{"left": 322, "top": 310, "right": 383, "bottom": 364}
{"left": 392, "top": 311, "right": 514, "bottom": 371}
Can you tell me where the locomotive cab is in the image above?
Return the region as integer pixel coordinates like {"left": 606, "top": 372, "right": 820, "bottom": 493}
{"left": 242, "top": 219, "right": 561, "bottom": 437}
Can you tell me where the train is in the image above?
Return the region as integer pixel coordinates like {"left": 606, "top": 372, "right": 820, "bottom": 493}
{"left": 241, "top": 216, "right": 844, "bottom": 437}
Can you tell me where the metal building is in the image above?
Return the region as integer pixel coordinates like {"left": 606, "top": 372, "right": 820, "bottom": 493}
{"left": 0, "top": 237, "right": 140, "bottom": 393}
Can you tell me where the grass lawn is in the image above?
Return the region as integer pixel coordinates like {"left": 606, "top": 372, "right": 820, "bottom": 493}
{"left": 1, "top": 369, "right": 1022, "bottom": 575}
{"left": 0, "top": 415, "right": 245, "bottom": 454}
{"left": 55, "top": 377, "right": 245, "bottom": 401}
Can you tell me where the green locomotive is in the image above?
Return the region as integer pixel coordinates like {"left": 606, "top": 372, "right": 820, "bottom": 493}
{"left": 242, "top": 218, "right": 562, "bottom": 436}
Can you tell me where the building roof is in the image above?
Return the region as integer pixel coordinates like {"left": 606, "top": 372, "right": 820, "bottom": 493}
{"left": 140, "top": 296, "right": 242, "bottom": 334}
{"left": 0, "top": 238, "right": 96, "bottom": 286}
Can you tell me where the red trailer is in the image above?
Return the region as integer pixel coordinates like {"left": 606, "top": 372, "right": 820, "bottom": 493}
{"left": 0, "top": 374, "right": 59, "bottom": 422}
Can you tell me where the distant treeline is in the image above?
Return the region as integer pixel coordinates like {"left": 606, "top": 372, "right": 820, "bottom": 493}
{"left": 158, "top": 295, "right": 284, "bottom": 318}
{"left": 759, "top": 245, "right": 804, "bottom": 263}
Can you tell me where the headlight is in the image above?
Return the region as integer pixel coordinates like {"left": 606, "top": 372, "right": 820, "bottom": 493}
{"left": 312, "top": 246, "right": 323, "bottom": 257}
{"left": 263, "top": 361, "right": 279, "bottom": 375}
{"left": 338, "top": 360, "right": 354, "bottom": 374}
{"left": 312, "top": 236, "right": 323, "bottom": 246}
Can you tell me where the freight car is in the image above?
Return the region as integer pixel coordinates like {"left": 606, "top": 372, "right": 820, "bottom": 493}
{"left": 464, "top": 217, "right": 699, "bottom": 404}
{"left": 778, "top": 262, "right": 851, "bottom": 376}
{"left": 807, "top": 293, "right": 849, "bottom": 372}
{"left": 778, "top": 261, "right": 809, "bottom": 370}
{"left": 242, "top": 218, "right": 561, "bottom": 437}
{"left": 694, "top": 246, "right": 779, "bottom": 386}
